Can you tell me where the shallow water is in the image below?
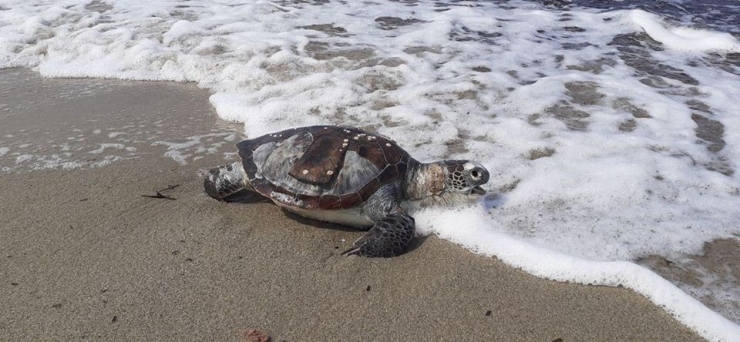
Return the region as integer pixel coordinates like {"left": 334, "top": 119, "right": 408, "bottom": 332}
{"left": 0, "top": 68, "right": 239, "bottom": 172}
{"left": 1, "top": 1, "right": 739, "bottom": 340}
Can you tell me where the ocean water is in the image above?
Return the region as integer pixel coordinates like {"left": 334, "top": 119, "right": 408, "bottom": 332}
{"left": 1, "top": 0, "right": 739, "bottom": 340}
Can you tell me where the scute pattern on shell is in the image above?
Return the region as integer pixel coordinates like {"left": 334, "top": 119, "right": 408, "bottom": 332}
{"left": 237, "top": 126, "right": 413, "bottom": 210}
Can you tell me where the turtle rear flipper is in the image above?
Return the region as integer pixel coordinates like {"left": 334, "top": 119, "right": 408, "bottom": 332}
{"left": 342, "top": 213, "right": 415, "bottom": 258}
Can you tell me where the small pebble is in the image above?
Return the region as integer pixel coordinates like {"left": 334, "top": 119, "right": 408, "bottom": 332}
{"left": 243, "top": 329, "right": 270, "bottom": 342}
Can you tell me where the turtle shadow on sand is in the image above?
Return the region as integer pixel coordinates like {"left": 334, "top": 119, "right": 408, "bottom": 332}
{"left": 223, "top": 187, "right": 432, "bottom": 253}
{"left": 217, "top": 184, "right": 476, "bottom": 258}
{"left": 282, "top": 209, "right": 430, "bottom": 254}
{"left": 221, "top": 189, "right": 271, "bottom": 204}
{"left": 223, "top": 189, "right": 368, "bottom": 234}
{"left": 223, "top": 196, "right": 430, "bottom": 254}
{"left": 281, "top": 209, "right": 369, "bottom": 233}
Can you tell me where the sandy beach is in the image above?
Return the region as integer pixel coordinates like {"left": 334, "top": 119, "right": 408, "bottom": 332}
{"left": 0, "top": 69, "right": 707, "bottom": 341}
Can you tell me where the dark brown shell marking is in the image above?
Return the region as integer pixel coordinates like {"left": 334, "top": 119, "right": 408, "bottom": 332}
{"left": 289, "top": 135, "right": 346, "bottom": 185}
{"left": 237, "top": 126, "right": 413, "bottom": 210}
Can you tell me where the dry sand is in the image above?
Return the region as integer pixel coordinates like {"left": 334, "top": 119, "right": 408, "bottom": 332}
{"left": 0, "top": 69, "right": 706, "bottom": 341}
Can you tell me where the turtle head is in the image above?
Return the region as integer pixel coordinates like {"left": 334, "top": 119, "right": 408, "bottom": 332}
{"left": 441, "top": 160, "right": 489, "bottom": 196}
{"left": 405, "top": 160, "right": 489, "bottom": 204}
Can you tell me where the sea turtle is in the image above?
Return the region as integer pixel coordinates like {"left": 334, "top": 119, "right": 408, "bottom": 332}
{"left": 204, "top": 125, "right": 489, "bottom": 257}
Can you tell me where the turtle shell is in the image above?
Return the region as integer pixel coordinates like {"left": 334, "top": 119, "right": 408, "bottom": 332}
{"left": 237, "top": 126, "right": 413, "bottom": 210}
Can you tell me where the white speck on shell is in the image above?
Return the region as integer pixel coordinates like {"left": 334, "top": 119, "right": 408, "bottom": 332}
{"left": 385, "top": 143, "right": 392, "bottom": 147}
{"left": 302, "top": 169, "right": 309, "bottom": 175}
{"left": 326, "top": 170, "right": 334, "bottom": 175}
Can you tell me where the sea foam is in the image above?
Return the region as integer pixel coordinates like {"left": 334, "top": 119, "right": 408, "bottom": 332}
{"left": 629, "top": 9, "right": 740, "bottom": 52}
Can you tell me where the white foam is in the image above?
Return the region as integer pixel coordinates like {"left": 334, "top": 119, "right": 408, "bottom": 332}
{"left": 628, "top": 10, "right": 740, "bottom": 53}
{"left": 152, "top": 133, "right": 236, "bottom": 165}
{"left": 89, "top": 155, "right": 124, "bottom": 168}
{"left": 12, "top": 153, "right": 85, "bottom": 171}
{"left": 415, "top": 206, "right": 740, "bottom": 342}
{"left": 15, "top": 154, "right": 33, "bottom": 164}
{"left": 0, "top": 147, "right": 9, "bottom": 157}
{"left": 89, "top": 143, "right": 125, "bottom": 154}
{"left": 2, "top": 0, "right": 740, "bottom": 339}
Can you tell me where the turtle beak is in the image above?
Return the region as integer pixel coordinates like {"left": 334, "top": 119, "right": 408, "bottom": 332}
{"left": 471, "top": 186, "right": 486, "bottom": 195}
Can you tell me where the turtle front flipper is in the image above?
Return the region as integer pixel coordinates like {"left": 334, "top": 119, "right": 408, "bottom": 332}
{"left": 342, "top": 213, "right": 415, "bottom": 258}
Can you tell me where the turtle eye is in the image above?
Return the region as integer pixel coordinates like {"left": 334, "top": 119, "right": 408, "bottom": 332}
{"left": 471, "top": 169, "right": 481, "bottom": 179}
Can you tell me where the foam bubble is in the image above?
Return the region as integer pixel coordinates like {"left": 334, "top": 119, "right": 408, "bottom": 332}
{"left": 108, "top": 132, "right": 127, "bottom": 138}
{"left": 89, "top": 143, "right": 126, "bottom": 154}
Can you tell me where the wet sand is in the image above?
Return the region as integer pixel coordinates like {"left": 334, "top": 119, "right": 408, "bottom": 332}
{"left": 0, "top": 69, "right": 706, "bottom": 341}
